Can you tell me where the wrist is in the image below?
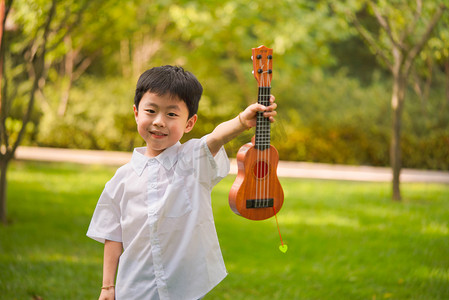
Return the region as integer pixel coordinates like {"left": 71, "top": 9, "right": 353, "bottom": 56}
{"left": 102, "top": 279, "right": 115, "bottom": 286}
{"left": 101, "top": 285, "right": 115, "bottom": 290}
{"left": 238, "top": 113, "right": 250, "bottom": 131}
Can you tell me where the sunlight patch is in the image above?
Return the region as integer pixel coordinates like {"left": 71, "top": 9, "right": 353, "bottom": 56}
{"left": 421, "top": 221, "right": 448, "bottom": 235}
{"left": 23, "top": 252, "right": 101, "bottom": 265}
{"left": 415, "top": 266, "right": 449, "bottom": 282}
{"left": 279, "top": 212, "right": 359, "bottom": 228}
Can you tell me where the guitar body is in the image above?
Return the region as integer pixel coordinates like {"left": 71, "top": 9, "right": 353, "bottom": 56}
{"left": 229, "top": 141, "right": 284, "bottom": 220}
{"left": 229, "top": 45, "right": 284, "bottom": 221}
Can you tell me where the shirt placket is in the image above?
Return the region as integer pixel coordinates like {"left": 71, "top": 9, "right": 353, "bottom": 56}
{"left": 147, "top": 158, "right": 169, "bottom": 299}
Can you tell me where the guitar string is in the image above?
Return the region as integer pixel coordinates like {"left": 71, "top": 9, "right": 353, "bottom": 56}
{"left": 261, "top": 56, "right": 271, "bottom": 208}
{"left": 261, "top": 84, "right": 267, "bottom": 207}
{"left": 261, "top": 58, "right": 267, "bottom": 207}
{"left": 256, "top": 57, "right": 263, "bottom": 207}
{"left": 262, "top": 85, "right": 267, "bottom": 207}
{"left": 256, "top": 57, "right": 261, "bottom": 207}
{"left": 255, "top": 54, "right": 272, "bottom": 210}
{"left": 264, "top": 58, "right": 271, "bottom": 209}
{"left": 265, "top": 58, "right": 271, "bottom": 209}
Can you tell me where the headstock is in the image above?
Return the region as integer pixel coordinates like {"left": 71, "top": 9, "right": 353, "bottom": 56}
{"left": 252, "top": 45, "right": 273, "bottom": 87}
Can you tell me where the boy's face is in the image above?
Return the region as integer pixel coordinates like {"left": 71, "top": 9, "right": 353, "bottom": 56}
{"left": 134, "top": 92, "right": 197, "bottom": 157}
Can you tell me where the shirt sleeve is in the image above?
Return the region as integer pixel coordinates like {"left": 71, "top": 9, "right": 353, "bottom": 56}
{"left": 182, "top": 135, "right": 230, "bottom": 188}
{"left": 201, "top": 135, "right": 230, "bottom": 186}
{"left": 86, "top": 174, "right": 123, "bottom": 244}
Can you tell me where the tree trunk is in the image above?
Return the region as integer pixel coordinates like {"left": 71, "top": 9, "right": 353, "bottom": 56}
{"left": 0, "top": 156, "right": 9, "bottom": 224}
{"left": 0, "top": 0, "right": 4, "bottom": 114}
{"left": 0, "top": 0, "right": 6, "bottom": 225}
{"left": 391, "top": 73, "right": 406, "bottom": 201}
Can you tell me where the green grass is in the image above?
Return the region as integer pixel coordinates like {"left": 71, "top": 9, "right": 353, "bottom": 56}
{"left": 1, "top": 161, "right": 448, "bottom": 299}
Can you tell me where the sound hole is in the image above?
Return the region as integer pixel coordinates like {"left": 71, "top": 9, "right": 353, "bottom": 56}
{"left": 253, "top": 161, "right": 269, "bottom": 179}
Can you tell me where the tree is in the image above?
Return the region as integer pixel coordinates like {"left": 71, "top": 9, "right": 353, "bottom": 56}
{"left": 0, "top": 0, "right": 90, "bottom": 224}
{"left": 336, "top": 0, "right": 447, "bottom": 200}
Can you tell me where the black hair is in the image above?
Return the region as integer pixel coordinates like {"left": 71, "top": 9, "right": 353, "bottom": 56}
{"left": 134, "top": 65, "right": 203, "bottom": 118}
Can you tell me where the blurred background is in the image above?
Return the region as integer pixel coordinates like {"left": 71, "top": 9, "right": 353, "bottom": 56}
{"left": 2, "top": 1, "right": 449, "bottom": 299}
{"left": 2, "top": 0, "right": 448, "bottom": 169}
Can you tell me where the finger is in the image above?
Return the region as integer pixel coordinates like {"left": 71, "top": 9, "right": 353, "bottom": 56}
{"left": 255, "top": 103, "right": 268, "bottom": 111}
{"left": 264, "top": 110, "right": 277, "bottom": 116}
{"left": 244, "top": 103, "right": 262, "bottom": 114}
{"left": 267, "top": 102, "right": 277, "bottom": 111}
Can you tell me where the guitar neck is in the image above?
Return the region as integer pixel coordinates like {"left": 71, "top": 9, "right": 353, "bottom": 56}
{"left": 255, "top": 86, "right": 271, "bottom": 151}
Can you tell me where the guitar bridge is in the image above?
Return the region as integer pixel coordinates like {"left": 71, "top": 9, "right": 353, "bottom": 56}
{"left": 246, "top": 198, "right": 274, "bottom": 209}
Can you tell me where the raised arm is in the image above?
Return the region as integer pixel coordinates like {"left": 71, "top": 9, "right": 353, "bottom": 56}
{"left": 206, "top": 95, "right": 277, "bottom": 156}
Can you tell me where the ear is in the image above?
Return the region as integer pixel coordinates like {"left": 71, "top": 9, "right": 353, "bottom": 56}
{"left": 184, "top": 114, "right": 198, "bottom": 133}
{"left": 133, "top": 105, "right": 139, "bottom": 123}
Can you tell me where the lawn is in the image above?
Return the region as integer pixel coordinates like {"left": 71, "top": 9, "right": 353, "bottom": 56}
{"left": 1, "top": 161, "right": 448, "bottom": 299}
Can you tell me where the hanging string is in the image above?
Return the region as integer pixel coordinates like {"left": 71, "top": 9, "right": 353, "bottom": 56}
{"left": 265, "top": 55, "right": 287, "bottom": 253}
{"left": 273, "top": 205, "right": 287, "bottom": 253}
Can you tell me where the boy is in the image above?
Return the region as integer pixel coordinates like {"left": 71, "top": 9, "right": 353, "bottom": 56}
{"left": 87, "top": 65, "right": 277, "bottom": 300}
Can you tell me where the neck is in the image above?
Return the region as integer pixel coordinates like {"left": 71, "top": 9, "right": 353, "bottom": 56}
{"left": 255, "top": 86, "right": 271, "bottom": 150}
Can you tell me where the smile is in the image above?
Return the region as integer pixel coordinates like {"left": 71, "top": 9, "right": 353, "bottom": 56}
{"left": 150, "top": 131, "right": 168, "bottom": 138}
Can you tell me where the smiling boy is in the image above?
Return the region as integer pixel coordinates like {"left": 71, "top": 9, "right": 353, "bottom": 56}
{"left": 134, "top": 92, "right": 198, "bottom": 158}
{"left": 87, "top": 65, "right": 276, "bottom": 300}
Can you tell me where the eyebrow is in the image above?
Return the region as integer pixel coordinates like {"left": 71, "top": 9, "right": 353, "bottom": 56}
{"left": 143, "top": 103, "right": 181, "bottom": 111}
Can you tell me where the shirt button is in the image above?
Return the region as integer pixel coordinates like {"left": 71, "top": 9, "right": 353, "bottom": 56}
{"left": 150, "top": 183, "right": 157, "bottom": 189}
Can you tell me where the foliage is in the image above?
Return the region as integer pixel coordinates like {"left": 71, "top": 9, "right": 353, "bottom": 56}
{"left": 37, "top": 76, "right": 143, "bottom": 150}
{"left": 277, "top": 69, "right": 449, "bottom": 170}
{"left": 2, "top": 0, "right": 93, "bottom": 143}
{"left": 4, "top": 0, "right": 449, "bottom": 173}
{"left": 1, "top": 161, "right": 448, "bottom": 299}
{"left": 34, "top": 70, "right": 449, "bottom": 170}
{"left": 331, "top": 0, "right": 447, "bottom": 200}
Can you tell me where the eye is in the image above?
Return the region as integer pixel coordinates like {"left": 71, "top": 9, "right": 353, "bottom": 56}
{"left": 167, "top": 112, "right": 178, "bottom": 117}
{"left": 146, "top": 109, "right": 156, "bottom": 114}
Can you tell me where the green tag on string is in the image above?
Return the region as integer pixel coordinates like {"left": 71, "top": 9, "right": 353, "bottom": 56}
{"left": 279, "top": 244, "right": 288, "bottom": 253}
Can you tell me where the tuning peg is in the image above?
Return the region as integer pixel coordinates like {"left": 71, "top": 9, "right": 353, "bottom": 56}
{"left": 251, "top": 55, "right": 253, "bottom": 61}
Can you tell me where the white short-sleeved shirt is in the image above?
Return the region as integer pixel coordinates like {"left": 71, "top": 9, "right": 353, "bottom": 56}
{"left": 87, "top": 136, "right": 230, "bottom": 300}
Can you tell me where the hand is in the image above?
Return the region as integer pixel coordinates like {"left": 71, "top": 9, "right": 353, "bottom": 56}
{"left": 99, "top": 287, "right": 115, "bottom": 300}
{"left": 239, "top": 95, "right": 277, "bottom": 129}
{"left": 206, "top": 95, "right": 277, "bottom": 156}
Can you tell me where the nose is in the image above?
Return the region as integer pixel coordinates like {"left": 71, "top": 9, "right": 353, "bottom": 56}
{"left": 153, "top": 113, "right": 165, "bottom": 127}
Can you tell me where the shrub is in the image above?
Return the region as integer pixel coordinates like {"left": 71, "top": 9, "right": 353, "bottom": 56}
{"left": 33, "top": 71, "right": 449, "bottom": 170}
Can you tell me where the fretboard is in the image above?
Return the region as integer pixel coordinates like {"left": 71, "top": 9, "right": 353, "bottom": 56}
{"left": 255, "top": 86, "right": 271, "bottom": 150}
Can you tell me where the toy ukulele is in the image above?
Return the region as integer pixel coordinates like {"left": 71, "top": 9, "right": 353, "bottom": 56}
{"left": 229, "top": 45, "right": 284, "bottom": 221}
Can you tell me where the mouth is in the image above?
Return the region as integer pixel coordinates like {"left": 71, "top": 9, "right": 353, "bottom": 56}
{"left": 150, "top": 131, "right": 168, "bottom": 138}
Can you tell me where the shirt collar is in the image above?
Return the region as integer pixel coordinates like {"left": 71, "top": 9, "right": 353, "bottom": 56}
{"left": 131, "top": 142, "right": 180, "bottom": 176}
